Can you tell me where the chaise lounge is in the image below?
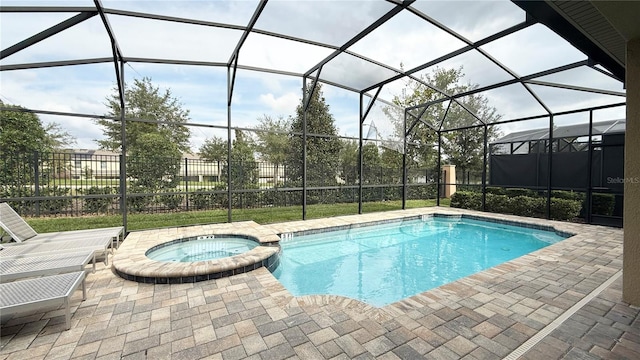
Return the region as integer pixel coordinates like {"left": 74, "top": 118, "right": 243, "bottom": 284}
{"left": 0, "top": 250, "right": 96, "bottom": 281}
{"left": 0, "top": 202, "right": 124, "bottom": 248}
{"left": 0, "top": 271, "right": 86, "bottom": 330}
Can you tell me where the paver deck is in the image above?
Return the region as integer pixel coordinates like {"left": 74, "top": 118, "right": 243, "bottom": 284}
{"left": 1, "top": 207, "right": 637, "bottom": 359}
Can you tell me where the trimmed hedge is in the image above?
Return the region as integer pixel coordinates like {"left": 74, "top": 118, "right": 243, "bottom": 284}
{"left": 550, "top": 198, "right": 583, "bottom": 221}
{"left": 450, "top": 190, "right": 582, "bottom": 221}
{"left": 550, "top": 190, "right": 585, "bottom": 202}
{"left": 450, "top": 191, "right": 482, "bottom": 211}
{"left": 80, "top": 186, "right": 115, "bottom": 214}
{"left": 592, "top": 193, "right": 615, "bottom": 216}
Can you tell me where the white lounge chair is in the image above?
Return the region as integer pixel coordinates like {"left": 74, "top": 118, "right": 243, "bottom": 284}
{"left": 0, "top": 234, "right": 113, "bottom": 265}
{"left": 0, "top": 202, "right": 123, "bottom": 249}
{"left": 0, "top": 271, "right": 86, "bottom": 330}
{"left": 0, "top": 250, "right": 95, "bottom": 282}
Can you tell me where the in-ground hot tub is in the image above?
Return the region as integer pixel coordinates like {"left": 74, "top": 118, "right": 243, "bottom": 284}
{"left": 112, "top": 222, "right": 281, "bottom": 284}
{"left": 146, "top": 235, "right": 259, "bottom": 262}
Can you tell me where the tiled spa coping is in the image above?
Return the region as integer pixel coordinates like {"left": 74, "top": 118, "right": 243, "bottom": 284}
{"left": 112, "top": 221, "right": 280, "bottom": 284}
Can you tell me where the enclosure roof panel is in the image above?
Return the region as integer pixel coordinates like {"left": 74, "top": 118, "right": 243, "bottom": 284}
{"left": 0, "top": 0, "right": 626, "bottom": 132}
{"left": 254, "top": 0, "right": 395, "bottom": 47}
{"left": 410, "top": 0, "right": 526, "bottom": 43}
{"left": 494, "top": 119, "right": 626, "bottom": 143}
{"left": 101, "top": 0, "right": 260, "bottom": 27}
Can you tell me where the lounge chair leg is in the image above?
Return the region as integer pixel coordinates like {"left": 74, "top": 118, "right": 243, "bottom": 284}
{"left": 64, "top": 298, "right": 71, "bottom": 330}
{"left": 82, "top": 277, "right": 86, "bottom": 300}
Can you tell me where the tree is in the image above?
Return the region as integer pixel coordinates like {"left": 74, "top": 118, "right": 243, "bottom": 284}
{"left": 287, "top": 83, "right": 342, "bottom": 187}
{"left": 128, "top": 132, "right": 182, "bottom": 189}
{"left": 221, "top": 130, "right": 259, "bottom": 208}
{"left": 95, "top": 77, "right": 190, "bottom": 191}
{"left": 226, "top": 130, "right": 258, "bottom": 190}
{"left": 338, "top": 140, "right": 358, "bottom": 185}
{"left": 442, "top": 104, "right": 498, "bottom": 181}
{"left": 362, "top": 142, "right": 382, "bottom": 184}
{"left": 199, "top": 135, "right": 227, "bottom": 183}
{"left": 0, "top": 101, "right": 74, "bottom": 185}
{"left": 254, "top": 115, "right": 290, "bottom": 186}
{"left": 380, "top": 146, "right": 403, "bottom": 184}
{"left": 384, "top": 67, "right": 501, "bottom": 180}
{"left": 199, "top": 136, "right": 227, "bottom": 162}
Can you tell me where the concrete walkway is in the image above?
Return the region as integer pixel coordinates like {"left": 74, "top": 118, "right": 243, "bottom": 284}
{"left": 1, "top": 208, "right": 637, "bottom": 359}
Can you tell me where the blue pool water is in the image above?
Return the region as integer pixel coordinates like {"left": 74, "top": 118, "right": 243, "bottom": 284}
{"left": 146, "top": 236, "right": 257, "bottom": 262}
{"left": 272, "top": 217, "right": 568, "bottom": 307}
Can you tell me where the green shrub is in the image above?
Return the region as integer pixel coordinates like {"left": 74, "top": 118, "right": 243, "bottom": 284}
{"left": 485, "top": 187, "right": 506, "bottom": 195}
{"left": 509, "top": 195, "right": 545, "bottom": 217}
{"left": 550, "top": 198, "right": 582, "bottom": 221}
{"left": 159, "top": 192, "right": 183, "bottom": 210}
{"left": 484, "top": 193, "right": 510, "bottom": 213}
{"left": 592, "top": 193, "right": 615, "bottom": 216}
{"left": 0, "top": 185, "right": 35, "bottom": 214}
{"left": 38, "top": 186, "right": 72, "bottom": 214}
{"left": 262, "top": 188, "right": 303, "bottom": 207}
{"left": 551, "top": 190, "right": 585, "bottom": 202}
{"left": 383, "top": 186, "right": 403, "bottom": 201}
{"left": 80, "top": 186, "right": 115, "bottom": 214}
{"left": 189, "top": 188, "right": 214, "bottom": 210}
{"left": 450, "top": 191, "right": 482, "bottom": 211}
{"left": 408, "top": 184, "right": 438, "bottom": 199}
{"left": 504, "top": 188, "right": 537, "bottom": 197}
{"left": 456, "top": 185, "right": 482, "bottom": 193}
{"left": 212, "top": 184, "right": 230, "bottom": 209}
{"left": 231, "top": 191, "right": 260, "bottom": 209}
{"left": 126, "top": 185, "right": 153, "bottom": 213}
{"left": 361, "top": 187, "right": 382, "bottom": 203}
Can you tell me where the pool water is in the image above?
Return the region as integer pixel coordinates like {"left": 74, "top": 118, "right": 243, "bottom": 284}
{"left": 271, "top": 217, "right": 568, "bottom": 307}
{"left": 146, "top": 236, "right": 257, "bottom": 262}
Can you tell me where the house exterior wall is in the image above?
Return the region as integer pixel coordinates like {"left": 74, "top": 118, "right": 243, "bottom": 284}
{"left": 623, "top": 37, "right": 640, "bottom": 305}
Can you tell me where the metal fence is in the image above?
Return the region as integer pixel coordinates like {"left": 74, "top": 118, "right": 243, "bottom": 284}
{"left": 0, "top": 152, "right": 438, "bottom": 218}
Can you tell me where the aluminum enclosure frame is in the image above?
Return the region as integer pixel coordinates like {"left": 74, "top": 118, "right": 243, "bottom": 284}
{"left": 0, "top": 0, "right": 627, "bottom": 230}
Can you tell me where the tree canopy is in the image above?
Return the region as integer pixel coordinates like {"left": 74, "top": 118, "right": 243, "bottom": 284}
{"left": 199, "top": 135, "right": 227, "bottom": 162}
{"left": 287, "top": 83, "right": 342, "bottom": 186}
{"left": 384, "top": 67, "right": 501, "bottom": 178}
{"left": 95, "top": 77, "right": 191, "bottom": 190}
{"left": 254, "top": 115, "right": 290, "bottom": 185}
{"left": 226, "top": 129, "right": 258, "bottom": 190}
{"left": 96, "top": 77, "right": 190, "bottom": 153}
{"left": 338, "top": 140, "right": 359, "bottom": 185}
{"left": 0, "top": 101, "right": 74, "bottom": 185}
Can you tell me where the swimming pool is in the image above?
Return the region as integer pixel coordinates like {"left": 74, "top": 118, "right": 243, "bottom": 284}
{"left": 271, "top": 215, "right": 569, "bottom": 307}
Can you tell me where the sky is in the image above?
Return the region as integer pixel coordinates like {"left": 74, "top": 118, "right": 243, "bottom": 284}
{"left": 0, "top": 0, "right": 627, "bottom": 152}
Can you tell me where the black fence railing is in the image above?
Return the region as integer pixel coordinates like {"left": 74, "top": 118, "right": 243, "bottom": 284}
{"left": 0, "top": 152, "right": 439, "bottom": 218}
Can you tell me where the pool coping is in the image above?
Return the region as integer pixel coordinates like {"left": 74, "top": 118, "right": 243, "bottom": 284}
{"left": 276, "top": 213, "right": 575, "bottom": 240}
{"left": 112, "top": 221, "right": 280, "bottom": 283}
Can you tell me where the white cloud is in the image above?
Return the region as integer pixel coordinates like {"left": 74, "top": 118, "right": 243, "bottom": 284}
{"left": 258, "top": 93, "right": 299, "bottom": 116}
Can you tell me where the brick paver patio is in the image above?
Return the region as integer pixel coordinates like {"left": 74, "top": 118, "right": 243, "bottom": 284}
{"left": 1, "top": 207, "right": 637, "bottom": 359}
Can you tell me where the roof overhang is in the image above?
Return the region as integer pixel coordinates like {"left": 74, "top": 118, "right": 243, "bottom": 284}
{"left": 513, "top": 0, "right": 640, "bottom": 85}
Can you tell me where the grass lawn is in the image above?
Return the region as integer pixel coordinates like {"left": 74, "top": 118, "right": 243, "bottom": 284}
{"left": 24, "top": 199, "right": 450, "bottom": 233}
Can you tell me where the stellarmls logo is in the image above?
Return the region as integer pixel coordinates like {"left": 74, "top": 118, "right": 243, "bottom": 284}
{"left": 607, "top": 177, "right": 640, "bottom": 184}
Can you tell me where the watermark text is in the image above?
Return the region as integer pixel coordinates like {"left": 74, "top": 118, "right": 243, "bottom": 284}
{"left": 607, "top": 177, "right": 640, "bottom": 184}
